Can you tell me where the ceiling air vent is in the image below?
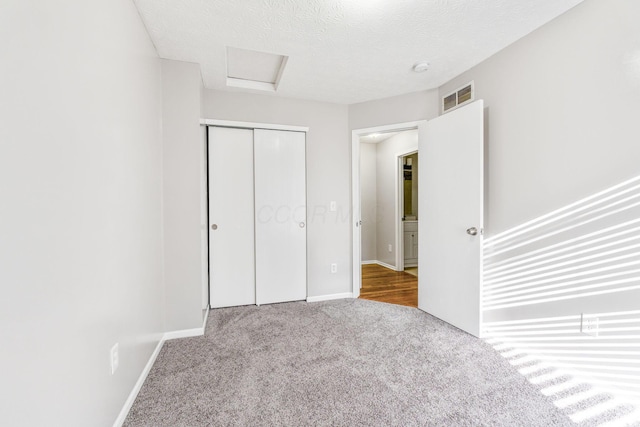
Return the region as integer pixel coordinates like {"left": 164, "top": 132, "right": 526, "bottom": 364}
{"left": 442, "top": 81, "right": 474, "bottom": 113}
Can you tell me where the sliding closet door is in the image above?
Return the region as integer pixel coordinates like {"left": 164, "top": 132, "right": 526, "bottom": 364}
{"left": 208, "top": 127, "right": 255, "bottom": 308}
{"left": 254, "top": 129, "right": 307, "bottom": 305}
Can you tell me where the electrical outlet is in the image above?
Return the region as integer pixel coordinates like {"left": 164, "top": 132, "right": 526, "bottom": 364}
{"left": 330, "top": 201, "right": 337, "bottom": 212}
{"left": 581, "top": 313, "right": 599, "bottom": 337}
{"left": 110, "top": 343, "right": 119, "bottom": 375}
{"left": 388, "top": 244, "right": 392, "bottom": 252}
{"left": 331, "top": 263, "right": 337, "bottom": 273}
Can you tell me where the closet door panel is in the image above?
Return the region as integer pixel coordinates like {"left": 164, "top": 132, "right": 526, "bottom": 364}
{"left": 208, "top": 126, "right": 255, "bottom": 308}
{"left": 254, "top": 129, "right": 307, "bottom": 305}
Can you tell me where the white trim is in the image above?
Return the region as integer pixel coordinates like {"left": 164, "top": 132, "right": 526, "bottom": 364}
{"left": 226, "top": 78, "right": 276, "bottom": 92}
{"left": 273, "top": 56, "right": 289, "bottom": 91}
{"left": 164, "top": 326, "right": 204, "bottom": 341}
{"left": 396, "top": 149, "right": 418, "bottom": 272}
{"left": 200, "top": 119, "right": 308, "bottom": 133}
{"left": 353, "top": 121, "right": 424, "bottom": 136}
{"left": 307, "top": 292, "right": 354, "bottom": 302}
{"left": 202, "top": 307, "right": 209, "bottom": 331}
{"left": 351, "top": 134, "right": 361, "bottom": 297}
{"left": 113, "top": 336, "right": 165, "bottom": 427}
{"left": 114, "top": 311, "right": 210, "bottom": 426}
{"left": 361, "top": 260, "right": 402, "bottom": 271}
{"left": 375, "top": 260, "right": 399, "bottom": 271}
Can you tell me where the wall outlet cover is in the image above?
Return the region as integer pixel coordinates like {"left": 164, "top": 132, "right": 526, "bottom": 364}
{"left": 580, "top": 314, "right": 599, "bottom": 337}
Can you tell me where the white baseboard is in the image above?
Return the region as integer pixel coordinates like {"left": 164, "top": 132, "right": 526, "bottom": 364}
{"left": 307, "top": 292, "right": 354, "bottom": 303}
{"left": 114, "top": 311, "right": 210, "bottom": 426}
{"left": 361, "top": 260, "right": 399, "bottom": 271}
{"left": 113, "top": 336, "right": 165, "bottom": 427}
{"left": 369, "top": 260, "right": 398, "bottom": 271}
{"left": 202, "top": 307, "right": 209, "bottom": 330}
{"left": 163, "top": 327, "right": 203, "bottom": 340}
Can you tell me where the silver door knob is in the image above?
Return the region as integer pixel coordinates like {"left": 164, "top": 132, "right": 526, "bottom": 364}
{"left": 211, "top": 224, "right": 218, "bottom": 230}
{"left": 466, "top": 227, "right": 478, "bottom": 236}
{"left": 299, "top": 222, "right": 305, "bottom": 228}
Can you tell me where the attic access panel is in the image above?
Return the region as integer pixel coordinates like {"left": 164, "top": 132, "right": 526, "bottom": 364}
{"left": 226, "top": 47, "right": 288, "bottom": 92}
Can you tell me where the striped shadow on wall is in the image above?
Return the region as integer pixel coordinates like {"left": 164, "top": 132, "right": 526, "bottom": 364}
{"left": 482, "top": 175, "right": 640, "bottom": 424}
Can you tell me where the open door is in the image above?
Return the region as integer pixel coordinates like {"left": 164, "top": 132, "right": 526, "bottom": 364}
{"left": 418, "top": 100, "right": 484, "bottom": 337}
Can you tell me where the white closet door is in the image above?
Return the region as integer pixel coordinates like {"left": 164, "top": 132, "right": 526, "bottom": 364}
{"left": 254, "top": 129, "right": 307, "bottom": 305}
{"left": 208, "top": 126, "right": 255, "bottom": 308}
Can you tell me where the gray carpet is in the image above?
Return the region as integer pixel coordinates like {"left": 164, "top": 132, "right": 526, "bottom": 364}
{"left": 124, "top": 299, "right": 579, "bottom": 426}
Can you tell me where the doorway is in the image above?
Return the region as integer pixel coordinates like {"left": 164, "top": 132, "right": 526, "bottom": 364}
{"left": 399, "top": 151, "right": 419, "bottom": 275}
{"left": 351, "top": 101, "right": 484, "bottom": 336}
{"left": 352, "top": 121, "right": 425, "bottom": 306}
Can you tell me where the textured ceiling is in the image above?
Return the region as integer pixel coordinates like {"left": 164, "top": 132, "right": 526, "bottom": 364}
{"left": 133, "top": 0, "right": 584, "bottom": 104}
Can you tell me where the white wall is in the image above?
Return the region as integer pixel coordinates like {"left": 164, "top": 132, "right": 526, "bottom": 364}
{"left": 349, "top": 89, "right": 440, "bottom": 131}
{"left": 375, "top": 131, "right": 419, "bottom": 268}
{"left": 441, "top": 0, "right": 640, "bottom": 237}
{"left": 0, "top": 1, "right": 164, "bottom": 425}
{"left": 439, "top": 0, "right": 640, "bottom": 399}
{"left": 440, "top": 0, "right": 640, "bottom": 318}
{"left": 202, "top": 90, "right": 351, "bottom": 298}
{"left": 359, "top": 142, "right": 377, "bottom": 261}
{"left": 161, "top": 60, "right": 206, "bottom": 331}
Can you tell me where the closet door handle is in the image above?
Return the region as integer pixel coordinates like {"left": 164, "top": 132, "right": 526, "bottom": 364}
{"left": 299, "top": 222, "right": 306, "bottom": 228}
{"left": 211, "top": 224, "right": 218, "bottom": 230}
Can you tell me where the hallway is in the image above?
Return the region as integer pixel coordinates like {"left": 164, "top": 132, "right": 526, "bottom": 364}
{"left": 359, "top": 264, "right": 418, "bottom": 308}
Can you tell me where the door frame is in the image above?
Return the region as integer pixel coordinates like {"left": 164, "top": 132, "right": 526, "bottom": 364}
{"left": 200, "top": 119, "right": 308, "bottom": 133}
{"left": 397, "top": 149, "right": 419, "bottom": 272}
{"left": 351, "top": 121, "right": 427, "bottom": 297}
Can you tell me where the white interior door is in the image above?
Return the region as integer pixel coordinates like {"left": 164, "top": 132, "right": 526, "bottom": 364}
{"left": 418, "top": 100, "right": 484, "bottom": 337}
{"left": 208, "top": 127, "right": 256, "bottom": 308}
{"left": 254, "top": 129, "right": 307, "bottom": 305}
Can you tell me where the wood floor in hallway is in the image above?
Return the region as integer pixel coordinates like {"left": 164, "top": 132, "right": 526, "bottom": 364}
{"left": 359, "top": 264, "right": 418, "bottom": 308}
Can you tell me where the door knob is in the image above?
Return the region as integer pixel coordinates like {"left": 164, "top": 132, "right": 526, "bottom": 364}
{"left": 466, "top": 227, "right": 478, "bottom": 236}
{"left": 211, "top": 224, "right": 218, "bottom": 230}
{"left": 299, "top": 222, "right": 305, "bottom": 228}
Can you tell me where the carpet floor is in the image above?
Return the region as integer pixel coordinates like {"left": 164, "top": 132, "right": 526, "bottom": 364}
{"left": 125, "top": 299, "right": 585, "bottom": 426}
